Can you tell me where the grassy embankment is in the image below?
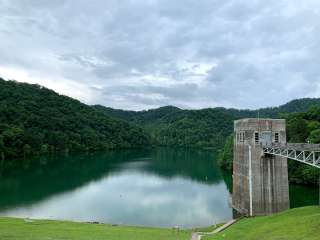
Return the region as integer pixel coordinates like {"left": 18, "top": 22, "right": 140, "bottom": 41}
{"left": 203, "top": 206, "right": 320, "bottom": 240}
{"left": 0, "top": 217, "right": 193, "bottom": 240}
{"left": 0, "top": 206, "right": 319, "bottom": 240}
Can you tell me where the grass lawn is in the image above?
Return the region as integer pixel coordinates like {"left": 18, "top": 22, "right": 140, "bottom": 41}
{"left": 0, "top": 217, "right": 192, "bottom": 240}
{"left": 1, "top": 207, "right": 319, "bottom": 240}
{"left": 203, "top": 206, "right": 320, "bottom": 240}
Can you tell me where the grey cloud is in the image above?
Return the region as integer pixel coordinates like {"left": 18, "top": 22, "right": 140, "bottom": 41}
{"left": 97, "top": 83, "right": 199, "bottom": 109}
{"left": 0, "top": 0, "right": 320, "bottom": 109}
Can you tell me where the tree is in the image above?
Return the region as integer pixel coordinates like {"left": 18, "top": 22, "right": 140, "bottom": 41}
{"left": 218, "top": 134, "right": 233, "bottom": 171}
{"left": 308, "top": 129, "right": 320, "bottom": 144}
{"left": 287, "top": 116, "right": 309, "bottom": 142}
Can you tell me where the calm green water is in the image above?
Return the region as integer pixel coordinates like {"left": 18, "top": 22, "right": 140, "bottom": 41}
{"left": 0, "top": 148, "right": 318, "bottom": 228}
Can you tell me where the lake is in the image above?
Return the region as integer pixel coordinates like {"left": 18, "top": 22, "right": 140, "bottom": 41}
{"left": 0, "top": 148, "right": 318, "bottom": 228}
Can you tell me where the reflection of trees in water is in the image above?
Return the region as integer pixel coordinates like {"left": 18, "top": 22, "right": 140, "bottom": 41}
{"left": 289, "top": 185, "right": 319, "bottom": 208}
{"left": 0, "top": 148, "right": 229, "bottom": 211}
{"left": 220, "top": 170, "right": 232, "bottom": 194}
{"left": 142, "top": 148, "right": 224, "bottom": 184}
{"left": 0, "top": 150, "right": 140, "bottom": 210}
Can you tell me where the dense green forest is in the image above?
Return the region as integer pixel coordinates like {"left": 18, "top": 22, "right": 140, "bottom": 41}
{"left": 285, "top": 107, "right": 320, "bottom": 184}
{"left": 94, "top": 98, "right": 320, "bottom": 150}
{"left": 95, "top": 98, "right": 320, "bottom": 186}
{"left": 0, "top": 78, "right": 150, "bottom": 160}
{"left": 218, "top": 107, "right": 320, "bottom": 185}
{"left": 1, "top": 78, "right": 320, "bottom": 185}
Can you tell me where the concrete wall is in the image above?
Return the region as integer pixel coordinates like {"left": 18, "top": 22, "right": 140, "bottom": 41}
{"left": 232, "top": 118, "right": 289, "bottom": 216}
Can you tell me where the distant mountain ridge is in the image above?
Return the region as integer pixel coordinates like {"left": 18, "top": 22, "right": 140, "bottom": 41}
{"left": 93, "top": 98, "right": 320, "bottom": 149}
{"left": 1, "top": 77, "right": 319, "bottom": 161}
{"left": 94, "top": 98, "right": 320, "bottom": 121}
{"left": 93, "top": 105, "right": 183, "bottom": 125}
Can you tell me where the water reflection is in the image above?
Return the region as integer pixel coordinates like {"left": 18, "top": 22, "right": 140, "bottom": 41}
{"left": 0, "top": 148, "right": 317, "bottom": 227}
{"left": 0, "top": 148, "right": 232, "bottom": 228}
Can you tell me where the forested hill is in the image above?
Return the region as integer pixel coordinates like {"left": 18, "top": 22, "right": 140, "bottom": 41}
{"left": 1, "top": 77, "right": 320, "bottom": 161}
{"left": 93, "top": 105, "right": 182, "bottom": 125}
{"left": 93, "top": 98, "right": 320, "bottom": 149}
{"left": 94, "top": 98, "right": 320, "bottom": 122}
{"left": 0, "top": 79, "right": 150, "bottom": 160}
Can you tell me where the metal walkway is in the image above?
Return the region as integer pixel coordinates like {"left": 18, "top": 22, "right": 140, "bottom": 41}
{"left": 263, "top": 143, "right": 320, "bottom": 169}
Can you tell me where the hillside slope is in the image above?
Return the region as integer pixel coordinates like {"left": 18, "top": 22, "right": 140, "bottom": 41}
{"left": 2, "top": 77, "right": 320, "bottom": 159}
{"left": 0, "top": 206, "right": 318, "bottom": 240}
{"left": 94, "top": 98, "right": 320, "bottom": 149}
{"left": 203, "top": 206, "right": 320, "bottom": 240}
{"left": 94, "top": 105, "right": 237, "bottom": 149}
{"left": 0, "top": 217, "right": 191, "bottom": 240}
{"left": 0, "top": 79, "right": 150, "bottom": 160}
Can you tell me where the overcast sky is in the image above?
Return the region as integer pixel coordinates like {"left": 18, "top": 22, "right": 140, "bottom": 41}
{"left": 0, "top": 0, "right": 319, "bottom": 110}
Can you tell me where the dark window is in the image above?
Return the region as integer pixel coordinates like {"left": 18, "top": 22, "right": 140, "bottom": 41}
{"left": 275, "top": 132, "right": 279, "bottom": 143}
{"left": 255, "top": 132, "right": 259, "bottom": 144}
{"left": 240, "top": 132, "right": 244, "bottom": 142}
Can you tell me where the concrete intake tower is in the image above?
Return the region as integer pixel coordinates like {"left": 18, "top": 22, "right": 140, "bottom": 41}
{"left": 232, "top": 118, "right": 290, "bottom": 216}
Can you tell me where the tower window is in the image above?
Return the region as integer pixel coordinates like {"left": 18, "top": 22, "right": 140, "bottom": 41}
{"left": 240, "top": 132, "right": 244, "bottom": 142}
{"left": 255, "top": 132, "right": 259, "bottom": 144}
{"left": 275, "top": 132, "right": 279, "bottom": 143}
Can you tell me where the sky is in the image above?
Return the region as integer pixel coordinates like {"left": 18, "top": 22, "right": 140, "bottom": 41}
{"left": 0, "top": 0, "right": 320, "bottom": 110}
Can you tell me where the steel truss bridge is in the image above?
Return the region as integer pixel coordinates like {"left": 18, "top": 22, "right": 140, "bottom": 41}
{"left": 263, "top": 143, "right": 320, "bottom": 169}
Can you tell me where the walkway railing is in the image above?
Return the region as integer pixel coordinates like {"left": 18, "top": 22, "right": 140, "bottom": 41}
{"left": 263, "top": 143, "right": 320, "bottom": 169}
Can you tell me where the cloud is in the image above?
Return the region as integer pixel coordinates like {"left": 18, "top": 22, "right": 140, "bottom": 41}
{"left": 0, "top": 0, "right": 319, "bottom": 110}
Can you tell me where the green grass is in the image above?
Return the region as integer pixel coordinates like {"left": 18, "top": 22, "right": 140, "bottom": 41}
{"left": 1, "top": 206, "right": 319, "bottom": 240}
{"left": 203, "top": 206, "right": 320, "bottom": 240}
{"left": 0, "top": 217, "right": 191, "bottom": 240}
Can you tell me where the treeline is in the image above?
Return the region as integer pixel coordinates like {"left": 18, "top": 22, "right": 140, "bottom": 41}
{"left": 286, "top": 107, "right": 320, "bottom": 185}
{"left": 0, "top": 79, "right": 150, "bottom": 160}
{"left": 1, "top": 77, "right": 320, "bottom": 186}
{"left": 94, "top": 98, "right": 320, "bottom": 150}
{"left": 94, "top": 106, "right": 236, "bottom": 149}
{"left": 218, "top": 107, "right": 320, "bottom": 185}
